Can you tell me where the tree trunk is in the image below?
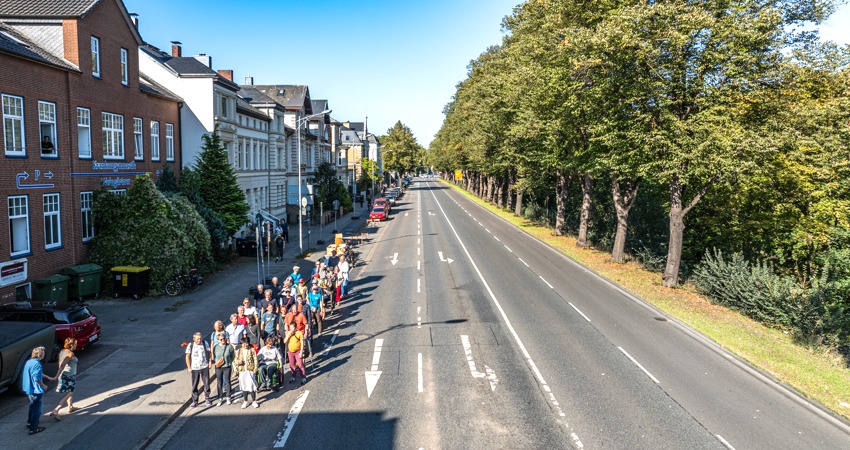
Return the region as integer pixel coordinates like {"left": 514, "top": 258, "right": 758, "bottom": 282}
{"left": 577, "top": 173, "right": 593, "bottom": 248}
{"left": 610, "top": 175, "right": 641, "bottom": 263}
{"left": 515, "top": 189, "right": 523, "bottom": 216}
{"left": 662, "top": 173, "right": 719, "bottom": 287}
{"left": 554, "top": 169, "right": 573, "bottom": 236}
{"left": 506, "top": 172, "right": 515, "bottom": 212}
{"left": 485, "top": 176, "right": 494, "bottom": 203}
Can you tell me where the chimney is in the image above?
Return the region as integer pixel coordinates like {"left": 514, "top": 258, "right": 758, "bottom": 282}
{"left": 170, "top": 41, "right": 182, "bottom": 57}
{"left": 217, "top": 70, "right": 233, "bottom": 82}
{"left": 129, "top": 13, "right": 139, "bottom": 30}
{"left": 194, "top": 53, "right": 211, "bottom": 68}
{"left": 244, "top": 75, "right": 253, "bottom": 85}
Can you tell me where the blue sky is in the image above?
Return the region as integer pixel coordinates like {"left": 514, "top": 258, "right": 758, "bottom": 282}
{"left": 125, "top": 0, "right": 850, "bottom": 148}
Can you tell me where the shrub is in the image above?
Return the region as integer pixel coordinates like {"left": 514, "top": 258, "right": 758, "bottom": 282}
{"left": 692, "top": 249, "right": 795, "bottom": 327}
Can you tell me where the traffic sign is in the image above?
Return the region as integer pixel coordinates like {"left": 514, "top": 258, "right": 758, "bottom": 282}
{"left": 333, "top": 200, "right": 340, "bottom": 209}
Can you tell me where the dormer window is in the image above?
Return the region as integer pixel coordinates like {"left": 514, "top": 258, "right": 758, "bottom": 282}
{"left": 91, "top": 36, "right": 101, "bottom": 77}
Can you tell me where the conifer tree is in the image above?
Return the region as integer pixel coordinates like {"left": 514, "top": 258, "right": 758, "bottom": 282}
{"left": 195, "top": 128, "right": 249, "bottom": 236}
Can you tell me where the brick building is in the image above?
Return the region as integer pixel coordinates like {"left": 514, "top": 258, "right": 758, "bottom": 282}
{"left": 0, "top": 0, "right": 182, "bottom": 302}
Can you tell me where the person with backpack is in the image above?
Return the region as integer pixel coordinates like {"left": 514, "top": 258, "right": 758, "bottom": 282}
{"left": 211, "top": 332, "right": 235, "bottom": 406}
{"left": 185, "top": 332, "right": 212, "bottom": 408}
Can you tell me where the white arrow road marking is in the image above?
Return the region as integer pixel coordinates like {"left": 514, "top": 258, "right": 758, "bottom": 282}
{"left": 461, "top": 335, "right": 498, "bottom": 391}
{"left": 272, "top": 390, "right": 310, "bottom": 448}
{"left": 437, "top": 251, "right": 454, "bottom": 264}
{"left": 365, "top": 339, "right": 384, "bottom": 398}
{"left": 390, "top": 253, "right": 399, "bottom": 266}
{"left": 418, "top": 352, "right": 424, "bottom": 393}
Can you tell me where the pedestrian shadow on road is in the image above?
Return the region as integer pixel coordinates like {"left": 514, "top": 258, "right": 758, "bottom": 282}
{"left": 73, "top": 379, "right": 176, "bottom": 416}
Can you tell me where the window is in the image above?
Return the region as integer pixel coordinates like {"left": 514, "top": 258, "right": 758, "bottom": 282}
{"left": 43, "top": 193, "right": 61, "bottom": 249}
{"left": 37, "top": 101, "right": 58, "bottom": 157}
{"left": 77, "top": 108, "right": 91, "bottom": 158}
{"left": 133, "top": 117, "right": 143, "bottom": 160}
{"left": 81, "top": 191, "right": 94, "bottom": 242}
{"left": 219, "top": 95, "right": 228, "bottom": 118}
{"left": 109, "top": 189, "right": 126, "bottom": 195}
{"left": 102, "top": 112, "right": 124, "bottom": 158}
{"left": 2, "top": 94, "right": 25, "bottom": 156}
{"left": 165, "top": 123, "right": 174, "bottom": 161}
{"left": 151, "top": 121, "right": 160, "bottom": 160}
{"left": 120, "top": 48, "right": 128, "bottom": 85}
{"left": 91, "top": 36, "right": 101, "bottom": 77}
{"left": 15, "top": 283, "right": 31, "bottom": 302}
{"left": 8, "top": 196, "right": 29, "bottom": 256}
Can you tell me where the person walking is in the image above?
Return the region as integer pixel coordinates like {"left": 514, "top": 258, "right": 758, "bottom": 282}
{"left": 288, "top": 266, "right": 302, "bottom": 286}
{"left": 211, "top": 332, "right": 235, "bottom": 406}
{"left": 338, "top": 254, "right": 351, "bottom": 299}
{"left": 49, "top": 338, "right": 79, "bottom": 421}
{"left": 260, "top": 303, "right": 277, "bottom": 341}
{"left": 245, "top": 315, "right": 261, "bottom": 352}
{"left": 210, "top": 320, "right": 229, "bottom": 348}
{"left": 280, "top": 219, "right": 289, "bottom": 244}
{"left": 284, "top": 322, "right": 307, "bottom": 385}
{"left": 242, "top": 297, "right": 258, "bottom": 324}
{"left": 225, "top": 314, "right": 245, "bottom": 346}
{"left": 274, "top": 232, "right": 285, "bottom": 262}
{"left": 185, "top": 332, "right": 212, "bottom": 408}
{"left": 23, "top": 346, "right": 51, "bottom": 435}
{"left": 234, "top": 337, "right": 259, "bottom": 408}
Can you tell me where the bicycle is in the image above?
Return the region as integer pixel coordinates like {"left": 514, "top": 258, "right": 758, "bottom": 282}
{"left": 164, "top": 268, "right": 203, "bottom": 296}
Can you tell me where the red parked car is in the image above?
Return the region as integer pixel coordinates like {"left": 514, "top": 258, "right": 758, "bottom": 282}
{"left": 372, "top": 197, "right": 390, "bottom": 213}
{"left": 369, "top": 207, "right": 388, "bottom": 222}
{"left": 0, "top": 301, "right": 101, "bottom": 352}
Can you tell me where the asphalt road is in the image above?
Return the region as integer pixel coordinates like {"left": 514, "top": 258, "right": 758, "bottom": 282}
{"left": 25, "top": 178, "right": 848, "bottom": 449}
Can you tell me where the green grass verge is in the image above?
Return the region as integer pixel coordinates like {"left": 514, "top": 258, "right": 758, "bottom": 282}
{"left": 440, "top": 179, "right": 850, "bottom": 420}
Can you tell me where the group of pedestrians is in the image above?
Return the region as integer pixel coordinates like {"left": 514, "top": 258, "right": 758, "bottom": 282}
{"left": 185, "top": 250, "right": 352, "bottom": 410}
{"left": 22, "top": 338, "right": 80, "bottom": 435}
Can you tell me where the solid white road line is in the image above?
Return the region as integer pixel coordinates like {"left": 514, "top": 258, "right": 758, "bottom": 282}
{"left": 539, "top": 276, "right": 553, "bottom": 289}
{"left": 272, "top": 390, "right": 310, "bottom": 448}
{"left": 716, "top": 435, "right": 736, "bottom": 450}
{"left": 461, "top": 335, "right": 498, "bottom": 391}
{"left": 617, "top": 347, "right": 660, "bottom": 384}
{"left": 568, "top": 303, "right": 591, "bottom": 322}
{"left": 418, "top": 352, "right": 424, "bottom": 393}
{"left": 518, "top": 258, "right": 529, "bottom": 267}
{"left": 430, "top": 185, "right": 582, "bottom": 447}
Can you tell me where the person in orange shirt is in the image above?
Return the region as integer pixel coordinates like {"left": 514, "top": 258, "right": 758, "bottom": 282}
{"left": 280, "top": 304, "right": 308, "bottom": 336}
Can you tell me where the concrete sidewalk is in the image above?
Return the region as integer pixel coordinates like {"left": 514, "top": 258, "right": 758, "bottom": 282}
{"left": 0, "top": 212, "right": 368, "bottom": 449}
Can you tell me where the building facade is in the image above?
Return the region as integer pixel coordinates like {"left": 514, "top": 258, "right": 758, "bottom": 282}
{"left": 0, "top": 0, "right": 182, "bottom": 302}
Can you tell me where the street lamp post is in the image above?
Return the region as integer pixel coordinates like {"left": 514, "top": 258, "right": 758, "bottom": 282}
{"left": 297, "top": 108, "right": 331, "bottom": 255}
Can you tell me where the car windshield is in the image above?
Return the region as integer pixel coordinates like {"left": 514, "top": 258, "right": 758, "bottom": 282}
{"left": 372, "top": 208, "right": 385, "bottom": 213}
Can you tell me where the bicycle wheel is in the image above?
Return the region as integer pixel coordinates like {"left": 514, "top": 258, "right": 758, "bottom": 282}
{"left": 165, "top": 280, "right": 182, "bottom": 296}
{"left": 190, "top": 277, "right": 201, "bottom": 292}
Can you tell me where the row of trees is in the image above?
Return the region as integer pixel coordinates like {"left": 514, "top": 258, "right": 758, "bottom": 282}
{"left": 429, "top": 0, "right": 849, "bottom": 293}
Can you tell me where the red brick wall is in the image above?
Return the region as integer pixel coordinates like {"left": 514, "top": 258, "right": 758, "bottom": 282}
{"left": 0, "top": 0, "right": 181, "bottom": 302}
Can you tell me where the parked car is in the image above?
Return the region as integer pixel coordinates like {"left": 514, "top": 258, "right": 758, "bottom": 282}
{"left": 0, "top": 301, "right": 101, "bottom": 352}
{"left": 0, "top": 321, "right": 55, "bottom": 393}
{"left": 386, "top": 192, "right": 397, "bottom": 205}
{"left": 369, "top": 207, "right": 388, "bottom": 222}
{"left": 373, "top": 197, "right": 390, "bottom": 213}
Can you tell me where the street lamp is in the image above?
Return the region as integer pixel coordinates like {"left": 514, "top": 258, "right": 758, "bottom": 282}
{"left": 297, "top": 108, "right": 331, "bottom": 255}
